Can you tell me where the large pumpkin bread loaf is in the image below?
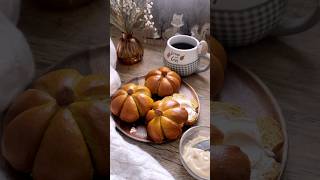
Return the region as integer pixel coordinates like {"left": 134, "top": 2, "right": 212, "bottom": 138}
{"left": 2, "top": 69, "right": 108, "bottom": 180}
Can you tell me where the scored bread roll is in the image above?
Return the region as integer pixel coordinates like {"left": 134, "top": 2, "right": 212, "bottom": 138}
{"left": 212, "top": 145, "right": 251, "bottom": 180}
{"left": 212, "top": 125, "right": 224, "bottom": 145}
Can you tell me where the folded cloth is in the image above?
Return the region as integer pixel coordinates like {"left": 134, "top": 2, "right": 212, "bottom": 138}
{"left": 110, "top": 67, "right": 174, "bottom": 180}
{"left": 0, "top": 12, "right": 34, "bottom": 114}
{"left": 0, "top": 0, "right": 20, "bottom": 24}
{"left": 110, "top": 119, "right": 174, "bottom": 180}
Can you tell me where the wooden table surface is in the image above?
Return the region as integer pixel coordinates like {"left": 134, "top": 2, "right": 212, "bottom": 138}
{"left": 18, "top": 0, "right": 320, "bottom": 179}
{"left": 18, "top": 0, "right": 108, "bottom": 75}
{"left": 226, "top": 1, "right": 320, "bottom": 178}
{"left": 111, "top": 36, "right": 210, "bottom": 179}
{"left": 228, "top": 34, "right": 320, "bottom": 179}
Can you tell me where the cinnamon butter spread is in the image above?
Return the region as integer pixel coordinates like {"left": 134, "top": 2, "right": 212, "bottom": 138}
{"left": 182, "top": 136, "right": 210, "bottom": 179}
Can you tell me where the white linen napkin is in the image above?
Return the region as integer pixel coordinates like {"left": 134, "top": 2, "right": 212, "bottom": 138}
{"left": 0, "top": 12, "right": 34, "bottom": 114}
{"left": 110, "top": 65, "right": 174, "bottom": 180}
{"left": 110, "top": 38, "right": 117, "bottom": 69}
{"left": 110, "top": 119, "right": 174, "bottom": 180}
{"left": 0, "top": 0, "right": 20, "bottom": 24}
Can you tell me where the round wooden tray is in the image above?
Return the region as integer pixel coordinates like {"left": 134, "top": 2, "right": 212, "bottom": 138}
{"left": 112, "top": 76, "right": 201, "bottom": 143}
{"left": 217, "top": 62, "right": 288, "bottom": 179}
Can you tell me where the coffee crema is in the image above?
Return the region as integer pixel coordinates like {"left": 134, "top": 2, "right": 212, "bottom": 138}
{"left": 171, "top": 43, "right": 195, "bottom": 50}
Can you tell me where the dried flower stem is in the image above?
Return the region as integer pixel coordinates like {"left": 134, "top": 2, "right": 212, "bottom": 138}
{"left": 110, "top": 0, "right": 156, "bottom": 34}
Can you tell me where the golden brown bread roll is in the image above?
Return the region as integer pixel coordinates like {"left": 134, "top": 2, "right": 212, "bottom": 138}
{"left": 212, "top": 55, "right": 225, "bottom": 97}
{"left": 146, "top": 98, "right": 188, "bottom": 143}
{"left": 212, "top": 125, "right": 224, "bottom": 145}
{"left": 209, "top": 36, "right": 227, "bottom": 69}
{"left": 2, "top": 69, "right": 108, "bottom": 179}
{"left": 32, "top": 109, "right": 93, "bottom": 180}
{"left": 111, "top": 83, "right": 154, "bottom": 123}
{"left": 212, "top": 145, "right": 251, "bottom": 180}
{"left": 209, "top": 37, "right": 227, "bottom": 97}
{"left": 145, "top": 67, "right": 181, "bottom": 97}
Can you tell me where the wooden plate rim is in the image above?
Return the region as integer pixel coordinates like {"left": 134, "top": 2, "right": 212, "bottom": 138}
{"left": 229, "top": 62, "right": 289, "bottom": 179}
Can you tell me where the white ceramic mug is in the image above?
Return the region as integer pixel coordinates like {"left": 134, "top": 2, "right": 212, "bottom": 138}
{"left": 212, "top": 0, "right": 320, "bottom": 47}
{"left": 163, "top": 35, "right": 210, "bottom": 76}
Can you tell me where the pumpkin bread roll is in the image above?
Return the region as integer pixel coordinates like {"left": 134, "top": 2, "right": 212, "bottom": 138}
{"left": 145, "top": 67, "right": 181, "bottom": 97}
{"left": 2, "top": 69, "right": 108, "bottom": 179}
{"left": 111, "top": 83, "right": 154, "bottom": 123}
{"left": 146, "top": 98, "right": 188, "bottom": 143}
{"left": 212, "top": 145, "right": 251, "bottom": 180}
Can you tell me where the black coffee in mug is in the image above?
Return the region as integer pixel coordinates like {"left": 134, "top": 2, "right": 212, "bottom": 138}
{"left": 171, "top": 42, "right": 195, "bottom": 50}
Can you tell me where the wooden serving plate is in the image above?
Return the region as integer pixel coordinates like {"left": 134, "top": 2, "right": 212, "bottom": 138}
{"left": 217, "top": 62, "right": 288, "bottom": 179}
{"left": 112, "top": 76, "right": 200, "bottom": 143}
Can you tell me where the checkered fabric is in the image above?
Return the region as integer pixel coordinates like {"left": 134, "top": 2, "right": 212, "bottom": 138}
{"left": 163, "top": 58, "right": 200, "bottom": 76}
{"left": 212, "top": 0, "right": 287, "bottom": 47}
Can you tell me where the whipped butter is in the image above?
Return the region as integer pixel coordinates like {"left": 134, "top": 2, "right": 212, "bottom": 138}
{"left": 182, "top": 136, "right": 210, "bottom": 179}
{"left": 215, "top": 117, "right": 278, "bottom": 180}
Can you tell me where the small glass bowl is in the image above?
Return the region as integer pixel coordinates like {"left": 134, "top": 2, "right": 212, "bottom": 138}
{"left": 179, "top": 126, "right": 210, "bottom": 180}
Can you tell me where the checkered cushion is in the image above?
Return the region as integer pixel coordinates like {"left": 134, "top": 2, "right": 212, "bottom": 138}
{"left": 163, "top": 58, "right": 200, "bottom": 76}
{"left": 212, "top": 0, "right": 287, "bottom": 47}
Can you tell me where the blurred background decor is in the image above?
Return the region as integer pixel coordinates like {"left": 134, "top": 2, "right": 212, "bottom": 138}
{"left": 211, "top": 0, "right": 320, "bottom": 47}
{"left": 152, "top": 0, "right": 210, "bottom": 41}
{"left": 110, "top": 0, "right": 210, "bottom": 46}
{"left": 110, "top": 0, "right": 156, "bottom": 65}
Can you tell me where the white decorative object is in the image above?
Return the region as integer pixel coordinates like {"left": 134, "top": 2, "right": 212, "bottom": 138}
{"left": 191, "top": 25, "right": 200, "bottom": 39}
{"left": 110, "top": 38, "right": 117, "bottom": 68}
{"left": 191, "top": 23, "right": 210, "bottom": 40}
{"left": 0, "top": 0, "right": 20, "bottom": 24}
{"left": 110, "top": 66, "right": 121, "bottom": 96}
{"left": 199, "top": 23, "right": 210, "bottom": 40}
{"left": 0, "top": 12, "right": 34, "bottom": 113}
{"left": 163, "top": 13, "right": 184, "bottom": 40}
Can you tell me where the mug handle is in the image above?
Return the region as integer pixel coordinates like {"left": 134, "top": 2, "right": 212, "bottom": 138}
{"left": 197, "top": 40, "right": 210, "bottom": 73}
{"left": 272, "top": 0, "right": 320, "bottom": 36}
